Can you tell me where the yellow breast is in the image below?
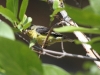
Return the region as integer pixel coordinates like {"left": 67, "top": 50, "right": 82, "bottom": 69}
{"left": 26, "top": 30, "right": 55, "bottom": 46}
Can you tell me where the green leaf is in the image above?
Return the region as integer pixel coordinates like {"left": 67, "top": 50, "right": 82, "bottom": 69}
{"left": 17, "top": 15, "right": 27, "bottom": 31}
{"left": 82, "top": 6, "right": 94, "bottom": 13}
{"left": 22, "top": 16, "right": 32, "bottom": 30}
{"left": 64, "top": 4, "right": 100, "bottom": 27}
{"left": 91, "top": 42, "right": 100, "bottom": 53}
{"left": 0, "top": 37, "right": 43, "bottom": 75}
{"left": 50, "top": 8, "right": 64, "bottom": 22}
{"left": 12, "top": 28, "right": 20, "bottom": 33}
{"left": 75, "top": 72, "right": 83, "bottom": 75}
{"left": 19, "top": 0, "right": 29, "bottom": 21}
{"left": 24, "top": 17, "right": 32, "bottom": 29}
{"left": 88, "top": 37, "right": 100, "bottom": 44}
{"left": 83, "top": 61, "right": 93, "bottom": 70}
{"left": 29, "top": 39, "right": 37, "bottom": 48}
{"left": 90, "top": 65, "right": 100, "bottom": 75}
{"left": 87, "top": 37, "right": 100, "bottom": 52}
{"left": 0, "top": 20, "right": 15, "bottom": 40}
{"left": 54, "top": 26, "right": 100, "bottom": 34}
{"left": 0, "top": 67, "right": 6, "bottom": 75}
{"left": 43, "top": 64, "right": 70, "bottom": 75}
{"left": 53, "top": 0, "right": 59, "bottom": 10}
{"left": 18, "top": 15, "right": 32, "bottom": 31}
{"left": 6, "top": 0, "right": 19, "bottom": 17}
{"left": 0, "top": 6, "right": 18, "bottom": 24}
{"left": 22, "top": 15, "right": 28, "bottom": 23}
{"left": 89, "top": 0, "right": 100, "bottom": 15}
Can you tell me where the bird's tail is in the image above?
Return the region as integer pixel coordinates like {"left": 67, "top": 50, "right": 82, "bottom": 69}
{"left": 62, "top": 35, "right": 74, "bottom": 42}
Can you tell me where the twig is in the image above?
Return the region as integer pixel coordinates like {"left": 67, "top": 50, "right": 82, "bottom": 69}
{"left": 33, "top": 45, "right": 100, "bottom": 61}
{"left": 16, "top": 33, "right": 29, "bottom": 43}
{"left": 42, "top": 24, "right": 56, "bottom": 48}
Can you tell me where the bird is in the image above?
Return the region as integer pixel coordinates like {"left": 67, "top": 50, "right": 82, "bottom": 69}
{"left": 25, "top": 24, "right": 73, "bottom": 48}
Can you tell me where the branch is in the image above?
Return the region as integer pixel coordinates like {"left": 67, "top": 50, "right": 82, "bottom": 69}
{"left": 42, "top": 25, "right": 55, "bottom": 48}
{"left": 33, "top": 45, "right": 99, "bottom": 61}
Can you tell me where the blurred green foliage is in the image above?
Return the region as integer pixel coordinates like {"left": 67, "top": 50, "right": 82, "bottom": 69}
{"left": 0, "top": 0, "right": 100, "bottom": 75}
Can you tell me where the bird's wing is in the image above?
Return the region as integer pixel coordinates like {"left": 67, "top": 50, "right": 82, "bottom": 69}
{"left": 50, "top": 32, "right": 63, "bottom": 37}
{"left": 29, "top": 25, "right": 63, "bottom": 37}
{"left": 36, "top": 26, "right": 49, "bottom": 34}
{"left": 36, "top": 26, "right": 63, "bottom": 37}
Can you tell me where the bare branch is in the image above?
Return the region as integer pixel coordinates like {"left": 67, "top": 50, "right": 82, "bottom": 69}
{"left": 41, "top": 25, "right": 53, "bottom": 48}
{"left": 33, "top": 45, "right": 99, "bottom": 61}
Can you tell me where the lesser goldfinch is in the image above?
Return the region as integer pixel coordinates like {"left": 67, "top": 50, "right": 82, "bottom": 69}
{"left": 25, "top": 25, "right": 73, "bottom": 47}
